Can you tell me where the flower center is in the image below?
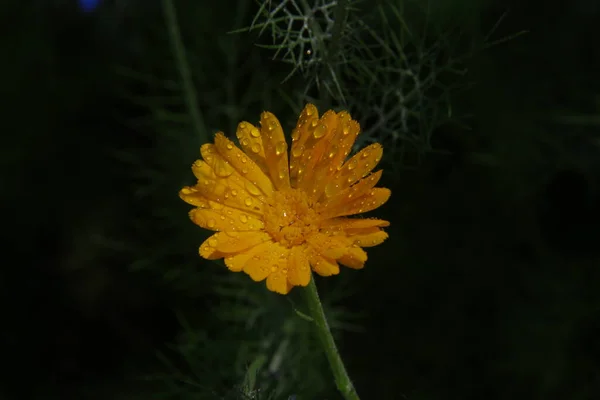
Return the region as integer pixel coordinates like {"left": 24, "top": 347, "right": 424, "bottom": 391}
{"left": 263, "top": 189, "right": 319, "bottom": 248}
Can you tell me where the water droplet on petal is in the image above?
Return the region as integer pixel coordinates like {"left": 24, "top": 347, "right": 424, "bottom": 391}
{"left": 231, "top": 189, "right": 238, "bottom": 196}
{"left": 291, "top": 130, "right": 299, "bottom": 141}
{"left": 306, "top": 107, "right": 314, "bottom": 116}
{"left": 343, "top": 125, "right": 350, "bottom": 135}
{"left": 242, "top": 138, "right": 249, "bottom": 147}
{"left": 214, "top": 159, "right": 234, "bottom": 177}
{"left": 239, "top": 214, "right": 248, "bottom": 223}
{"left": 251, "top": 144, "right": 261, "bottom": 153}
{"left": 292, "top": 145, "right": 304, "bottom": 158}
{"left": 241, "top": 156, "right": 248, "bottom": 163}
{"left": 245, "top": 181, "right": 260, "bottom": 196}
{"left": 226, "top": 143, "right": 233, "bottom": 150}
{"left": 347, "top": 160, "right": 357, "bottom": 170}
{"left": 250, "top": 128, "right": 260, "bottom": 138}
{"left": 208, "top": 237, "right": 218, "bottom": 247}
{"left": 313, "top": 124, "right": 327, "bottom": 138}
{"left": 244, "top": 197, "right": 253, "bottom": 206}
{"left": 311, "top": 120, "right": 318, "bottom": 128}
{"left": 207, "top": 219, "right": 216, "bottom": 228}
{"left": 271, "top": 266, "right": 277, "bottom": 272}
{"left": 241, "top": 167, "right": 249, "bottom": 174}
{"left": 275, "top": 141, "right": 287, "bottom": 155}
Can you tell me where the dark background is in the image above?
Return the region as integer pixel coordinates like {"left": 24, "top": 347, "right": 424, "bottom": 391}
{"left": 2, "top": 0, "right": 600, "bottom": 399}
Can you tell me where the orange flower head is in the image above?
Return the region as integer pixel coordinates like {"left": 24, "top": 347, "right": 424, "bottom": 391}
{"left": 179, "top": 104, "right": 391, "bottom": 294}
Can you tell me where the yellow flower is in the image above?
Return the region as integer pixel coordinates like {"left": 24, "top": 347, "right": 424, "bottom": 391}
{"left": 179, "top": 104, "right": 390, "bottom": 294}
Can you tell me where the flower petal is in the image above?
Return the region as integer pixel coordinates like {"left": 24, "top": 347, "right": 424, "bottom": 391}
{"left": 348, "top": 229, "right": 389, "bottom": 247}
{"left": 267, "top": 268, "right": 290, "bottom": 294}
{"left": 189, "top": 206, "right": 264, "bottom": 232}
{"left": 321, "top": 186, "right": 391, "bottom": 219}
{"left": 191, "top": 159, "right": 266, "bottom": 215}
{"left": 199, "top": 231, "right": 271, "bottom": 261}
{"left": 260, "top": 112, "right": 291, "bottom": 190}
{"left": 224, "top": 240, "right": 273, "bottom": 272}
{"left": 242, "top": 242, "right": 289, "bottom": 282}
{"left": 320, "top": 217, "right": 390, "bottom": 231}
{"left": 324, "top": 143, "right": 383, "bottom": 199}
{"left": 213, "top": 132, "right": 274, "bottom": 197}
{"left": 309, "top": 254, "right": 340, "bottom": 276}
{"left": 287, "top": 245, "right": 311, "bottom": 286}
{"left": 236, "top": 121, "right": 268, "bottom": 172}
{"left": 306, "top": 232, "right": 350, "bottom": 260}
{"left": 338, "top": 246, "right": 368, "bottom": 269}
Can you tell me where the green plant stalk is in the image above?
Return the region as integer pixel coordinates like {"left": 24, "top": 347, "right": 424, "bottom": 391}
{"left": 303, "top": 275, "right": 360, "bottom": 400}
{"left": 161, "top": 0, "right": 206, "bottom": 144}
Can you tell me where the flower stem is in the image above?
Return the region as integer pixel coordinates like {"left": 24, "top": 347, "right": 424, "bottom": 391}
{"left": 303, "top": 276, "right": 360, "bottom": 400}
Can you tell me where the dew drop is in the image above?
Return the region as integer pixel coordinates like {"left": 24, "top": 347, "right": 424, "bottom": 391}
{"left": 271, "top": 266, "right": 277, "bottom": 272}
{"left": 245, "top": 181, "right": 260, "bottom": 196}
{"left": 306, "top": 107, "right": 314, "bottom": 116}
{"left": 250, "top": 128, "right": 260, "bottom": 138}
{"left": 220, "top": 215, "right": 226, "bottom": 220}
{"left": 313, "top": 124, "right": 327, "bottom": 138}
{"left": 239, "top": 122, "right": 247, "bottom": 129}
{"left": 242, "top": 138, "right": 249, "bottom": 147}
{"left": 231, "top": 189, "right": 238, "bottom": 196}
{"left": 244, "top": 197, "right": 253, "bottom": 207}
{"left": 240, "top": 156, "right": 248, "bottom": 163}
{"left": 275, "top": 141, "right": 287, "bottom": 155}
{"left": 292, "top": 145, "right": 304, "bottom": 158}
{"left": 207, "top": 219, "right": 216, "bottom": 228}
{"left": 208, "top": 237, "right": 218, "bottom": 247}
{"left": 311, "top": 120, "right": 319, "bottom": 128}
{"left": 343, "top": 125, "right": 350, "bottom": 135}
{"left": 239, "top": 214, "right": 248, "bottom": 223}
{"left": 347, "top": 160, "right": 357, "bottom": 170}
{"left": 251, "top": 144, "right": 261, "bottom": 153}
{"left": 214, "top": 159, "right": 234, "bottom": 177}
{"left": 226, "top": 143, "right": 233, "bottom": 150}
{"left": 291, "top": 130, "right": 299, "bottom": 141}
{"left": 241, "top": 167, "right": 249, "bottom": 174}
{"left": 361, "top": 150, "right": 370, "bottom": 158}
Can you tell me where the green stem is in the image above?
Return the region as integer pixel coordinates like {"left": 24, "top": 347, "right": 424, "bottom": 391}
{"left": 303, "top": 275, "right": 360, "bottom": 400}
{"left": 161, "top": 0, "right": 206, "bottom": 144}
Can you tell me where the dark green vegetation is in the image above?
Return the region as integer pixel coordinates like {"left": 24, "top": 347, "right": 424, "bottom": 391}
{"left": 2, "top": 0, "right": 599, "bottom": 399}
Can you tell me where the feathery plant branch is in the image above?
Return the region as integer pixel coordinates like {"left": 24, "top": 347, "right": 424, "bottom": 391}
{"left": 161, "top": 0, "right": 206, "bottom": 144}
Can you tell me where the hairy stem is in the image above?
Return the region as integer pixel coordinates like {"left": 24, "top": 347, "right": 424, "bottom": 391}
{"left": 303, "top": 275, "right": 360, "bottom": 400}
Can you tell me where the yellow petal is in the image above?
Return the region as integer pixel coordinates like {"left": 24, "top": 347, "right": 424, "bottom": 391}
{"left": 224, "top": 240, "right": 273, "bottom": 272}
{"left": 322, "top": 187, "right": 391, "bottom": 219}
{"left": 289, "top": 104, "right": 319, "bottom": 187}
{"left": 260, "top": 112, "right": 290, "bottom": 190}
{"left": 338, "top": 246, "right": 368, "bottom": 269}
{"left": 236, "top": 121, "right": 268, "bottom": 172}
{"left": 326, "top": 143, "right": 383, "bottom": 198}
{"left": 320, "top": 217, "right": 390, "bottom": 231}
{"left": 213, "top": 132, "right": 274, "bottom": 197}
{"left": 199, "top": 232, "right": 271, "bottom": 261}
{"left": 243, "top": 242, "right": 289, "bottom": 282}
{"left": 266, "top": 268, "right": 290, "bottom": 294}
{"left": 191, "top": 159, "right": 266, "bottom": 215}
{"left": 349, "top": 229, "right": 389, "bottom": 247}
{"left": 179, "top": 186, "right": 210, "bottom": 207}
{"left": 309, "top": 254, "right": 340, "bottom": 276}
{"left": 189, "top": 207, "right": 264, "bottom": 232}
{"left": 321, "top": 170, "right": 383, "bottom": 211}
{"left": 287, "top": 245, "right": 311, "bottom": 286}
{"left": 306, "top": 232, "right": 350, "bottom": 260}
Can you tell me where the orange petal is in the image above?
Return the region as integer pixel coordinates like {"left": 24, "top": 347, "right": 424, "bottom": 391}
{"left": 321, "top": 170, "right": 383, "bottom": 212}
{"left": 242, "top": 242, "right": 289, "bottom": 282}
{"left": 179, "top": 186, "right": 211, "bottom": 207}
{"left": 189, "top": 206, "right": 264, "bottom": 232}
{"left": 348, "top": 229, "right": 389, "bottom": 247}
{"left": 190, "top": 159, "right": 266, "bottom": 215}
{"left": 338, "top": 246, "right": 368, "bottom": 269}
{"left": 235, "top": 121, "right": 268, "bottom": 173}
{"left": 320, "top": 217, "right": 390, "bottom": 231}
{"left": 199, "top": 232, "right": 271, "bottom": 261}
{"left": 325, "top": 143, "right": 383, "bottom": 198}
{"left": 323, "top": 187, "right": 391, "bottom": 219}
{"left": 213, "top": 132, "right": 274, "bottom": 197}
{"left": 309, "top": 254, "right": 340, "bottom": 276}
{"left": 287, "top": 245, "right": 311, "bottom": 286}
{"left": 260, "top": 112, "right": 290, "bottom": 190}
{"left": 266, "top": 268, "right": 290, "bottom": 294}
{"left": 306, "top": 232, "right": 351, "bottom": 260}
{"left": 224, "top": 240, "right": 273, "bottom": 272}
{"left": 289, "top": 104, "right": 319, "bottom": 187}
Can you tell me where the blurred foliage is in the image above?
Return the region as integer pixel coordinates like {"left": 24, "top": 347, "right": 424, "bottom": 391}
{"left": 2, "top": 0, "right": 600, "bottom": 399}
